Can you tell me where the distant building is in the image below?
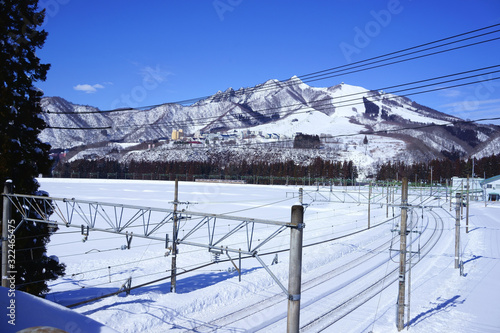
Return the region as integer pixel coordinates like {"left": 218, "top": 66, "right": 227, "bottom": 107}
{"left": 451, "top": 177, "right": 484, "bottom": 198}
{"left": 194, "top": 130, "right": 204, "bottom": 139}
{"left": 481, "top": 175, "right": 500, "bottom": 201}
{"left": 171, "top": 129, "right": 184, "bottom": 141}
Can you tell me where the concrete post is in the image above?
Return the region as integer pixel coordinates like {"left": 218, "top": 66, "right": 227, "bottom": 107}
{"left": 287, "top": 205, "right": 304, "bottom": 333}
{"left": 2, "top": 181, "right": 12, "bottom": 288}
{"left": 397, "top": 178, "right": 408, "bottom": 331}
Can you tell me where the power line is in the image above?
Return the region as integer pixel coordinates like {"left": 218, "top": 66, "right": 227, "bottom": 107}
{"left": 46, "top": 125, "right": 112, "bottom": 130}
{"left": 44, "top": 66, "right": 498, "bottom": 135}
{"left": 43, "top": 23, "right": 500, "bottom": 116}
{"left": 297, "top": 23, "right": 500, "bottom": 81}
{"left": 297, "top": 33, "right": 500, "bottom": 85}
{"left": 108, "top": 73, "right": 500, "bottom": 139}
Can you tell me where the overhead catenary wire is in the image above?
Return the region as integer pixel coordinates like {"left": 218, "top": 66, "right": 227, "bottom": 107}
{"left": 36, "top": 186, "right": 410, "bottom": 306}
{"left": 57, "top": 213, "right": 397, "bottom": 309}
{"left": 32, "top": 191, "right": 387, "bottom": 290}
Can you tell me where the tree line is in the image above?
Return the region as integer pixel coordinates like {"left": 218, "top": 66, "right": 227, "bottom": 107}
{"left": 53, "top": 157, "right": 359, "bottom": 184}
{"left": 53, "top": 154, "right": 500, "bottom": 184}
{"left": 376, "top": 154, "right": 500, "bottom": 182}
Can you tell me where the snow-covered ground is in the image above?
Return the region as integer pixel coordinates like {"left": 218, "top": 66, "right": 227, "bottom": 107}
{"left": 2, "top": 178, "right": 499, "bottom": 333}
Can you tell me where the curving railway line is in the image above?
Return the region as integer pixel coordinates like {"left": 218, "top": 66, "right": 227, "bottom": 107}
{"left": 298, "top": 209, "right": 445, "bottom": 332}
{"left": 178, "top": 200, "right": 446, "bottom": 332}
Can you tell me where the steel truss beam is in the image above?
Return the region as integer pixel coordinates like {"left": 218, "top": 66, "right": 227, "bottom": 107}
{"left": 6, "top": 193, "right": 292, "bottom": 230}
{"left": 4, "top": 193, "right": 296, "bottom": 297}
{"left": 310, "top": 189, "right": 393, "bottom": 205}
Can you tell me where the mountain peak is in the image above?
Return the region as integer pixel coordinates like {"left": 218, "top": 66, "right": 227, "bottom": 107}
{"left": 287, "top": 75, "right": 306, "bottom": 86}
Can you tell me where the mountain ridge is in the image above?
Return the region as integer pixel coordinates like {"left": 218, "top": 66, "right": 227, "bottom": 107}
{"left": 39, "top": 78, "right": 500, "bottom": 174}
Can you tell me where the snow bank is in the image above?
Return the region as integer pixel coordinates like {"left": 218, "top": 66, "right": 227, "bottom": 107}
{"left": 0, "top": 287, "right": 117, "bottom": 333}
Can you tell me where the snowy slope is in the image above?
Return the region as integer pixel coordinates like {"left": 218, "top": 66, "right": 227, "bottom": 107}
{"left": 473, "top": 134, "right": 500, "bottom": 159}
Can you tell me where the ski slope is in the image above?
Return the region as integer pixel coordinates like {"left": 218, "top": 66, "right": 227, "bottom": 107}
{"left": 3, "top": 178, "right": 499, "bottom": 333}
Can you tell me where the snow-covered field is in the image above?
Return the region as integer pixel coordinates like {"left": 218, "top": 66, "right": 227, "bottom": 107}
{"left": 3, "top": 178, "right": 500, "bottom": 333}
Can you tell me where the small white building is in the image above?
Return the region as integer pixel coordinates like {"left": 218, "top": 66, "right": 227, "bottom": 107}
{"left": 481, "top": 175, "right": 500, "bottom": 201}
{"left": 451, "top": 176, "right": 484, "bottom": 192}
{"left": 451, "top": 176, "right": 485, "bottom": 201}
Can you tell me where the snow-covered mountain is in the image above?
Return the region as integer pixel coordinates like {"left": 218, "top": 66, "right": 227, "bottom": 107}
{"left": 39, "top": 77, "right": 500, "bottom": 170}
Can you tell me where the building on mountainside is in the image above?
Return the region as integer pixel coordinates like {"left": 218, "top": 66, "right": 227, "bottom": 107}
{"left": 481, "top": 175, "right": 500, "bottom": 201}
{"left": 171, "top": 129, "right": 184, "bottom": 141}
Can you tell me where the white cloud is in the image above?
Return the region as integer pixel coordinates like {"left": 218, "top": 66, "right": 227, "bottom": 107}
{"left": 73, "top": 83, "right": 105, "bottom": 94}
{"left": 440, "top": 98, "right": 500, "bottom": 110}
{"left": 439, "top": 89, "right": 462, "bottom": 98}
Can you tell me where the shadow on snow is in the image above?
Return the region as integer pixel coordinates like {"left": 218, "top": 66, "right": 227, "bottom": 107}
{"left": 47, "top": 267, "right": 260, "bottom": 309}
{"left": 408, "top": 295, "right": 465, "bottom": 327}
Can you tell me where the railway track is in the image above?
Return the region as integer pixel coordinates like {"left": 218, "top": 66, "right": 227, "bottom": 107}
{"left": 299, "top": 209, "right": 445, "bottom": 332}
{"left": 178, "top": 197, "right": 444, "bottom": 332}
{"left": 180, "top": 226, "right": 398, "bottom": 332}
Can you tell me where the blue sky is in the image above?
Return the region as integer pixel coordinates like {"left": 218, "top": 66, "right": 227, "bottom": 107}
{"left": 36, "top": 0, "right": 500, "bottom": 124}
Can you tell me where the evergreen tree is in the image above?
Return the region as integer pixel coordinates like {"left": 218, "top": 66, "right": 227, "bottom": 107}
{"left": 0, "top": 0, "right": 65, "bottom": 296}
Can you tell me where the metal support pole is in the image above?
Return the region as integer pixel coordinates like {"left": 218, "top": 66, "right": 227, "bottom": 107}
{"left": 430, "top": 167, "right": 433, "bottom": 196}
{"left": 2, "top": 181, "right": 13, "bottom": 288}
{"left": 445, "top": 179, "right": 448, "bottom": 202}
{"left": 397, "top": 178, "right": 408, "bottom": 331}
{"left": 368, "top": 182, "right": 371, "bottom": 229}
{"left": 392, "top": 184, "right": 395, "bottom": 217}
{"left": 455, "top": 193, "right": 461, "bottom": 269}
{"left": 461, "top": 182, "right": 464, "bottom": 218}
{"left": 386, "top": 182, "right": 389, "bottom": 218}
{"left": 238, "top": 249, "right": 242, "bottom": 282}
{"left": 299, "top": 188, "right": 303, "bottom": 205}
{"left": 466, "top": 176, "right": 470, "bottom": 234}
{"left": 484, "top": 171, "right": 487, "bottom": 207}
{"left": 171, "top": 179, "right": 179, "bottom": 293}
{"left": 287, "top": 205, "right": 304, "bottom": 333}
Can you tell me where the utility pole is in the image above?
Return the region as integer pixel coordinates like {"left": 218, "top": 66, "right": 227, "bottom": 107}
{"left": 392, "top": 182, "right": 395, "bottom": 218}
{"left": 450, "top": 180, "right": 453, "bottom": 211}
{"left": 430, "top": 166, "right": 433, "bottom": 196}
{"left": 466, "top": 176, "right": 470, "bottom": 233}
{"left": 2, "top": 181, "right": 12, "bottom": 288}
{"left": 445, "top": 179, "right": 448, "bottom": 202}
{"left": 386, "top": 182, "right": 389, "bottom": 218}
{"left": 461, "top": 182, "right": 464, "bottom": 218}
{"left": 368, "top": 182, "right": 372, "bottom": 229}
{"left": 455, "top": 192, "right": 461, "bottom": 269}
{"left": 484, "top": 171, "right": 487, "bottom": 207}
{"left": 397, "top": 178, "right": 408, "bottom": 331}
{"left": 472, "top": 158, "right": 475, "bottom": 197}
{"left": 170, "top": 179, "right": 179, "bottom": 293}
{"left": 287, "top": 205, "right": 304, "bottom": 333}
